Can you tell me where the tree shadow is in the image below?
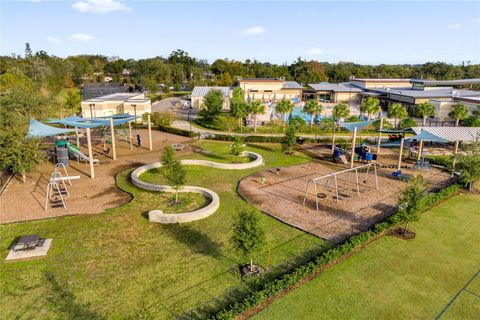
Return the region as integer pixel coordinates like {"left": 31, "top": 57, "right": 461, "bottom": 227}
{"left": 44, "top": 271, "right": 105, "bottom": 320}
{"left": 161, "top": 224, "right": 222, "bottom": 259}
{"left": 199, "top": 151, "right": 227, "bottom": 161}
{"left": 246, "top": 143, "right": 273, "bottom": 152}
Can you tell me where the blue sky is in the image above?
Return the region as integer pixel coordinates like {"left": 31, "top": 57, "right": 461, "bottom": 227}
{"left": 1, "top": 0, "right": 479, "bottom": 65}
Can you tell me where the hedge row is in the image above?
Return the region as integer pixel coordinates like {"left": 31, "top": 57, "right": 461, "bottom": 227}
{"left": 133, "top": 124, "right": 197, "bottom": 138}
{"left": 212, "top": 183, "right": 460, "bottom": 320}
{"left": 205, "top": 134, "right": 332, "bottom": 144}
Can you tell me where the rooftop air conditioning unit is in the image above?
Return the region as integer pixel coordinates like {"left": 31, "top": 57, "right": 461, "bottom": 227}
{"left": 279, "top": 76, "right": 285, "bottom": 81}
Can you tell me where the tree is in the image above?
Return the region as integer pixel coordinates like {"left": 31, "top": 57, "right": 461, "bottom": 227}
{"left": 387, "top": 103, "right": 408, "bottom": 128}
{"left": 231, "top": 136, "right": 244, "bottom": 162}
{"left": 231, "top": 87, "right": 248, "bottom": 131}
{"left": 200, "top": 89, "right": 224, "bottom": 122}
{"left": 456, "top": 134, "right": 480, "bottom": 191}
{"left": 275, "top": 99, "right": 294, "bottom": 130}
{"left": 303, "top": 100, "right": 324, "bottom": 127}
{"left": 231, "top": 209, "right": 265, "bottom": 272}
{"left": 359, "top": 97, "right": 381, "bottom": 119}
{"left": 283, "top": 123, "right": 297, "bottom": 154}
{"left": 165, "top": 159, "right": 186, "bottom": 204}
{"left": 398, "top": 117, "right": 418, "bottom": 129}
{"left": 397, "top": 175, "right": 426, "bottom": 236}
{"left": 415, "top": 102, "right": 435, "bottom": 126}
{"left": 64, "top": 90, "right": 81, "bottom": 116}
{"left": 248, "top": 101, "right": 265, "bottom": 132}
{"left": 332, "top": 103, "right": 350, "bottom": 151}
{"left": 161, "top": 146, "right": 175, "bottom": 168}
{"left": 449, "top": 103, "right": 469, "bottom": 127}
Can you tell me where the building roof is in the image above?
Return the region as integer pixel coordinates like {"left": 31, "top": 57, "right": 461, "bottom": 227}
{"left": 282, "top": 81, "right": 304, "bottom": 89}
{"left": 410, "top": 127, "right": 480, "bottom": 142}
{"left": 191, "top": 86, "right": 230, "bottom": 97}
{"left": 239, "top": 78, "right": 283, "bottom": 82}
{"left": 308, "top": 82, "right": 363, "bottom": 92}
{"left": 350, "top": 78, "right": 411, "bottom": 83}
{"left": 410, "top": 78, "right": 480, "bottom": 86}
{"left": 370, "top": 87, "right": 479, "bottom": 99}
{"left": 84, "top": 93, "right": 149, "bottom": 103}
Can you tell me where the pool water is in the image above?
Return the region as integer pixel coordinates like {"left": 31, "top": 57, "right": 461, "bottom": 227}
{"left": 290, "top": 106, "right": 324, "bottom": 123}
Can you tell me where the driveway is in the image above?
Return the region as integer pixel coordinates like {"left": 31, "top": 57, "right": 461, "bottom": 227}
{"left": 151, "top": 97, "right": 182, "bottom": 113}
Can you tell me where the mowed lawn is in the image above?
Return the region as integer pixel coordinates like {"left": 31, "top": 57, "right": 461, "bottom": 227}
{"left": 0, "top": 142, "right": 325, "bottom": 319}
{"left": 254, "top": 193, "right": 480, "bottom": 320}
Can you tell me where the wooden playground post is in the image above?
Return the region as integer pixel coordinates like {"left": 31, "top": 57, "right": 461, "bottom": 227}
{"left": 109, "top": 117, "right": 117, "bottom": 160}
{"left": 331, "top": 121, "right": 337, "bottom": 153}
{"left": 128, "top": 121, "right": 133, "bottom": 150}
{"left": 350, "top": 127, "right": 357, "bottom": 169}
{"left": 397, "top": 137, "right": 405, "bottom": 171}
{"left": 376, "top": 117, "right": 383, "bottom": 154}
{"left": 86, "top": 127, "right": 95, "bottom": 179}
{"left": 451, "top": 140, "right": 460, "bottom": 176}
{"left": 75, "top": 127, "right": 80, "bottom": 147}
{"left": 417, "top": 139, "right": 424, "bottom": 161}
{"left": 147, "top": 114, "right": 153, "bottom": 151}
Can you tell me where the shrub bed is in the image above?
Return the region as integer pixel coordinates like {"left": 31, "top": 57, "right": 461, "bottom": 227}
{"left": 133, "top": 124, "right": 197, "bottom": 138}
{"left": 212, "top": 183, "right": 460, "bottom": 320}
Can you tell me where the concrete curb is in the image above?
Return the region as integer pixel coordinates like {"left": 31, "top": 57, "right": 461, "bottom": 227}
{"left": 130, "top": 151, "right": 263, "bottom": 223}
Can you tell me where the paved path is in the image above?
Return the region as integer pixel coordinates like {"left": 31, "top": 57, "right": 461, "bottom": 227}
{"left": 151, "top": 97, "right": 182, "bottom": 113}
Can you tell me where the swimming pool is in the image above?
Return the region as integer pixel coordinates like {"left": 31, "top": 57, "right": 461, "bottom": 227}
{"left": 290, "top": 106, "right": 324, "bottom": 123}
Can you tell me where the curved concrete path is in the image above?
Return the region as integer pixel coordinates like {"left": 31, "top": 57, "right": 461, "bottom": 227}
{"left": 131, "top": 151, "right": 263, "bottom": 223}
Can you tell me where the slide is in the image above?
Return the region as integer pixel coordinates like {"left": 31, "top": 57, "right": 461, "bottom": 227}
{"left": 66, "top": 142, "right": 100, "bottom": 164}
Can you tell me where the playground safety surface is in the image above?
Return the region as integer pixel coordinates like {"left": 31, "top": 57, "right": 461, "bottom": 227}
{"left": 239, "top": 145, "right": 454, "bottom": 244}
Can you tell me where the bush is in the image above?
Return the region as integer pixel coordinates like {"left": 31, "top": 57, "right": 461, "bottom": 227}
{"left": 212, "top": 183, "right": 460, "bottom": 320}
{"left": 150, "top": 112, "right": 174, "bottom": 126}
{"left": 398, "top": 117, "right": 418, "bottom": 129}
{"left": 152, "top": 124, "right": 196, "bottom": 138}
{"left": 424, "top": 155, "right": 452, "bottom": 168}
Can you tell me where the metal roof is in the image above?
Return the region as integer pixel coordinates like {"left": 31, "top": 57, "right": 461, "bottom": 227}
{"left": 282, "top": 81, "right": 303, "bottom": 89}
{"left": 370, "top": 87, "right": 480, "bottom": 99}
{"left": 410, "top": 78, "right": 480, "bottom": 86}
{"left": 84, "top": 93, "right": 147, "bottom": 102}
{"left": 191, "top": 86, "right": 230, "bottom": 97}
{"left": 410, "top": 127, "right": 480, "bottom": 142}
{"left": 308, "top": 82, "right": 363, "bottom": 92}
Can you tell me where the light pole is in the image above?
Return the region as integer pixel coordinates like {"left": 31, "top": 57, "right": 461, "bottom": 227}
{"left": 131, "top": 104, "right": 137, "bottom": 123}
{"left": 89, "top": 103, "right": 95, "bottom": 118}
{"left": 188, "top": 106, "right": 193, "bottom": 131}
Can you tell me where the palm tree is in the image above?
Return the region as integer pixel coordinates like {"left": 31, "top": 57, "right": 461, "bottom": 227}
{"left": 276, "top": 99, "right": 294, "bottom": 130}
{"left": 248, "top": 101, "right": 265, "bottom": 132}
{"left": 387, "top": 103, "right": 408, "bottom": 128}
{"left": 303, "top": 100, "right": 324, "bottom": 127}
{"left": 449, "top": 103, "right": 469, "bottom": 127}
{"left": 415, "top": 102, "right": 435, "bottom": 127}
{"left": 360, "top": 97, "right": 381, "bottom": 119}
{"left": 331, "top": 103, "right": 350, "bottom": 152}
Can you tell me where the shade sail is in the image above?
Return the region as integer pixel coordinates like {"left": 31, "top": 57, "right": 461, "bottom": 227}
{"left": 46, "top": 115, "right": 138, "bottom": 128}
{"left": 341, "top": 120, "right": 375, "bottom": 132}
{"left": 410, "top": 127, "right": 480, "bottom": 142}
{"left": 27, "top": 119, "right": 76, "bottom": 138}
{"left": 406, "top": 130, "right": 450, "bottom": 143}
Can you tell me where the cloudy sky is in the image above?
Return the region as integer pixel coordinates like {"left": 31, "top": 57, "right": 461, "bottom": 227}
{"left": 1, "top": 0, "right": 479, "bottom": 65}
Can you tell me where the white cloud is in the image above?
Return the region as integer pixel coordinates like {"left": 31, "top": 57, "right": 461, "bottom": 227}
{"left": 447, "top": 23, "right": 461, "bottom": 30}
{"left": 472, "top": 17, "right": 480, "bottom": 23}
{"left": 72, "top": 0, "right": 132, "bottom": 14}
{"left": 68, "top": 33, "right": 96, "bottom": 42}
{"left": 305, "top": 48, "right": 324, "bottom": 55}
{"left": 46, "top": 36, "right": 60, "bottom": 43}
{"left": 239, "top": 26, "right": 265, "bottom": 36}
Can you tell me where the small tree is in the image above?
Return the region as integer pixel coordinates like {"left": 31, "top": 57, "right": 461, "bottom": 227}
{"left": 248, "top": 101, "right": 265, "bottom": 132}
{"left": 415, "top": 102, "right": 435, "bottom": 127}
{"left": 387, "top": 103, "right": 408, "bottom": 128}
{"left": 200, "top": 89, "right": 224, "bottom": 122}
{"left": 161, "top": 146, "right": 175, "bottom": 170}
{"left": 303, "top": 100, "right": 324, "bottom": 127}
{"left": 397, "top": 175, "right": 426, "bottom": 236}
{"left": 231, "top": 87, "right": 247, "bottom": 132}
{"left": 398, "top": 117, "right": 418, "bottom": 129}
{"left": 456, "top": 133, "right": 480, "bottom": 191}
{"left": 449, "top": 103, "right": 469, "bottom": 127}
{"left": 230, "top": 136, "right": 244, "bottom": 162}
{"left": 231, "top": 209, "right": 265, "bottom": 272}
{"left": 283, "top": 123, "right": 297, "bottom": 154}
{"left": 165, "top": 159, "right": 186, "bottom": 204}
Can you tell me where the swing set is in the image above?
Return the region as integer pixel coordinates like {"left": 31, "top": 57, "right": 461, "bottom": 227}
{"left": 303, "top": 163, "right": 379, "bottom": 210}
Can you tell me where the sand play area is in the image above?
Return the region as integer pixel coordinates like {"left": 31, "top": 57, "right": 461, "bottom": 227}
{"left": 239, "top": 143, "right": 454, "bottom": 244}
{"left": 0, "top": 130, "right": 192, "bottom": 224}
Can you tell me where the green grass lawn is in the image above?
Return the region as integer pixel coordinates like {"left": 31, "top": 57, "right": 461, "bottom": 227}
{"left": 0, "top": 141, "right": 326, "bottom": 319}
{"left": 254, "top": 193, "right": 480, "bottom": 320}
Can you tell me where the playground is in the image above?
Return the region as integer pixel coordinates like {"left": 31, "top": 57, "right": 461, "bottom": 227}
{"left": 0, "top": 129, "right": 191, "bottom": 223}
{"left": 239, "top": 144, "right": 453, "bottom": 244}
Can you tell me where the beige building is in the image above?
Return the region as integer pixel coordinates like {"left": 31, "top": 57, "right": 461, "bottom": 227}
{"left": 349, "top": 78, "right": 412, "bottom": 89}
{"left": 81, "top": 93, "right": 151, "bottom": 120}
{"left": 431, "top": 97, "right": 480, "bottom": 121}
{"left": 307, "top": 83, "right": 363, "bottom": 105}
{"left": 238, "top": 78, "right": 303, "bottom": 103}
{"left": 191, "top": 86, "right": 231, "bottom": 110}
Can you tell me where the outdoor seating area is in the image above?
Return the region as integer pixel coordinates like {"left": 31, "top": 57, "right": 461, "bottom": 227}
{"left": 5, "top": 235, "right": 52, "bottom": 261}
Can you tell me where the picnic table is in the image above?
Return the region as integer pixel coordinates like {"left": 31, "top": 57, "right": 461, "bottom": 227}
{"left": 14, "top": 234, "right": 40, "bottom": 252}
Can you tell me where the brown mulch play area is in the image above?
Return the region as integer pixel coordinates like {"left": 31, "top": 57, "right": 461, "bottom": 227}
{"left": 239, "top": 143, "right": 454, "bottom": 244}
{"left": 0, "top": 130, "right": 193, "bottom": 224}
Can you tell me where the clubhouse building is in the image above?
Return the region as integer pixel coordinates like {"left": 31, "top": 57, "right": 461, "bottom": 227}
{"left": 81, "top": 93, "right": 151, "bottom": 119}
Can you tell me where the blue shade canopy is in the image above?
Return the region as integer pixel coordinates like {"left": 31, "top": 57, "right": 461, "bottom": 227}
{"left": 27, "top": 119, "right": 76, "bottom": 138}
{"left": 96, "top": 113, "right": 133, "bottom": 119}
{"left": 341, "top": 120, "right": 375, "bottom": 132}
{"left": 46, "top": 115, "right": 139, "bottom": 128}
{"left": 46, "top": 119, "right": 104, "bottom": 128}
{"left": 406, "top": 130, "right": 450, "bottom": 143}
